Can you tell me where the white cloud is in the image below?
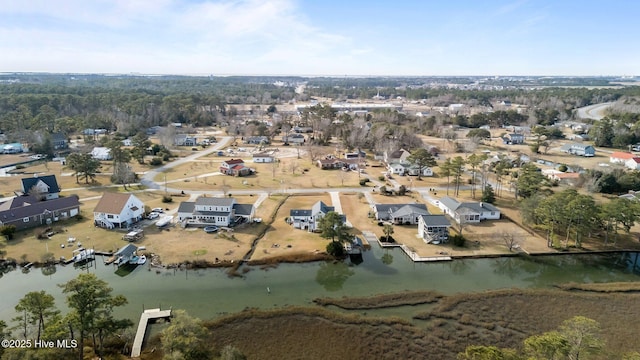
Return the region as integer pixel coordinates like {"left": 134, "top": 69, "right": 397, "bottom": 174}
{"left": 0, "top": 0, "right": 364, "bottom": 74}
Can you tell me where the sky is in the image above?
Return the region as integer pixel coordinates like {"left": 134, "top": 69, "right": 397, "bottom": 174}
{"left": 1, "top": 0, "right": 638, "bottom": 76}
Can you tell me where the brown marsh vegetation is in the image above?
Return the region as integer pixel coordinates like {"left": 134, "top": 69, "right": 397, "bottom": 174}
{"left": 139, "top": 286, "right": 640, "bottom": 360}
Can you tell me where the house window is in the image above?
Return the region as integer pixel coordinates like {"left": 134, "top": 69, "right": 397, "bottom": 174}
{"left": 23, "top": 217, "right": 29, "bottom": 222}
{"left": 107, "top": 215, "right": 114, "bottom": 219}
{"left": 491, "top": 212, "right": 495, "bottom": 215}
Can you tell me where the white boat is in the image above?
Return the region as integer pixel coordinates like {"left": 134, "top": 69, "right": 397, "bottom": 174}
{"left": 72, "top": 248, "right": 95, "bottom": 264}
{"left": 155, "top": 215, "right": 173, "bottom": 227}
{"left": 137, "top": 255, "right": 147, "bottom": 265}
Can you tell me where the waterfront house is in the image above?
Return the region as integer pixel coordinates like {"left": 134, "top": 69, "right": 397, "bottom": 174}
{"left": 177, "top": 196, "right": 254, "bottom": 226}
{"left": 21, "top": 175, "right": 61, "bottom": 200}
{"left": 373, "top": 203, "right": 429, "bottom": 225}
{"left": 418, "top": 215, "right": 451, "bottom": 244}
{"left": 93, "top": 193, "right": 145, "bottom": 229}
{"left": 438, "top": 197, "right": 501, "bottom": 224}
{"left": 0, "top": 194, "right": 80, "bottom": 231}
{"left": 288, "top": 201, "right": 346, "bottom": 232}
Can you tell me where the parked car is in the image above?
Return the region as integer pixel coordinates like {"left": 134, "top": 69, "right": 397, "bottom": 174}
{"left": 151, "top": 208, "right": 164, "bottom": 213}
{"left": 203, "top": 226, "right": 219, "bottom": 233}
{"left": 253, "top": 218, "right": 262, "bottom": 223}
{"left": 147, "top": 212, "right": 160, "bottom": 220}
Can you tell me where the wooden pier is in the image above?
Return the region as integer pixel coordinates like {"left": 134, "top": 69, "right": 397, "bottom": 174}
{"left": 361, "top": 231, "right": 452, "bottom": 262}
{"left": 131, "top": 308, "right": 172, "bottom": 358}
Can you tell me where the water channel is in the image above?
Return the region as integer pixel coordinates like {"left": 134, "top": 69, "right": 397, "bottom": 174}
{"left": 1, "top": 243, "right": 640, "bottom": 324}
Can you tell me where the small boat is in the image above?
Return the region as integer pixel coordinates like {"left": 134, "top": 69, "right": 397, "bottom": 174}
{"left": 129, "top": 255, "right": 139, "bottom": 265}
{"left": 137, "top": 255, "right": 147, "bottom": 265}
{"left": 155, "top": 215, "right": 173, "bottom": 227}
{"left": 72, "top": 248, "right": 95, "bottom": 264}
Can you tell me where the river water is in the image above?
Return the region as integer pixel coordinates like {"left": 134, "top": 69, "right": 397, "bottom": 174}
{"left": 1, "top": 243, "right": 639, "bottom": 323}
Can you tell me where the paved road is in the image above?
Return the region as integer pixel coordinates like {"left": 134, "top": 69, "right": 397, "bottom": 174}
{"left": 140, "top": 136, "right": 232, "bottom": 190}
{"left": 575, "top": 102, "right": 613, "bottom": 120}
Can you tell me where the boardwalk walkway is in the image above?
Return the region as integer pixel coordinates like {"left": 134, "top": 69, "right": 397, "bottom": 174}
{"left": 131, "top": 308, "right": 172, "bottom": 358}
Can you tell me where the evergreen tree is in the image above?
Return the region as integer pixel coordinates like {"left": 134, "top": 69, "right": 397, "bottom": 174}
{"left": 481, "top": 184, "right": 496, "bottom": 204}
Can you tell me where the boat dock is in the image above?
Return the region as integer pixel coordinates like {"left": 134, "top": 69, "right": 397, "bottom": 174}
{"left": 361, "top": 231, "right": 452, "bottom": 262}
{"left": 131, "top": 308, "right": 172, "bottom": 358}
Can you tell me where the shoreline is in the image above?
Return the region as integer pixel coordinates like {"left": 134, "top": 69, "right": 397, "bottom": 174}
{"left": 6, "top": 247, "right": 640, "bottom": 273}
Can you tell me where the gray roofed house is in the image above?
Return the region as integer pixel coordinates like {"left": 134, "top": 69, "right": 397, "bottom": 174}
{"left": 560, "top": 143, "right": 595, "bottom": 157}
{"left": 196, "top": 197, "right": 235, "bottom": 207}
{"left": 233, "top": 204, "right": 254, "bottom": 216}
{"left": 290, "top": 209, "right": 312, "bottom": 217}
{"left": 418, "top": 215, "right": 451, "bottom": 244}
{"left": 0, "top": 194, "right": 80, "bottom": 231}
{"left": 438, "top": 196, "right": 501, "bottom": 224}
{"left": 21, "top": 175, "right": 61, "bottom": 200}
{"left": 177, "top": 196, "right": 254, "bottom": 226}
{"left": 374, "top": 203, "right": 429, "bottom": 224}
{"left": 289, "top": 200, "right": 346, "bottom": 232}
{"left": 177, "top": 202, "right": 195, "bottom": 214}
{"left": 51, "top": 132, "right": 68, "bottom": 149}
{"left": 312, "top": 201, "right": 334, "bottom": 215}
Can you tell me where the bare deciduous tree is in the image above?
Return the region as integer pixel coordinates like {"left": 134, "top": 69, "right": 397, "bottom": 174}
{"left": 501, "top": 231, "right": 520, "bottom": 252}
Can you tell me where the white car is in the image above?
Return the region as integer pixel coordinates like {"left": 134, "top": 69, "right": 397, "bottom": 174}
{"left": 253, "top": 218, "right": 263, "bottom": 223}
{"left": 147, "top": 212, "right": 160, "bottom": 220}
{"left": 151, "top": 208, "right": 164, "bottom": 213}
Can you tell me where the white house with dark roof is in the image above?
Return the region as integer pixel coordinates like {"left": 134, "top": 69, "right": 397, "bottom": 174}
{"left": 288, "top": 200, "right": 346, "bottom": 232}
{"left": 373, "top": 203, "right": 429, "bottom": 225}
{"left": 438, "top": 196, "right": 501, "bottom": 224}
{"left": 21, "top": 175, "right": 60, "bottom": 200}
{"left": 93, "top": 193, "right": 145, "bottom": 229}
{"left": 177, "top": 196, "right": 254, "bottom": 226}
{"left": 418, "top": 215, "right": 451, "bottom": 244}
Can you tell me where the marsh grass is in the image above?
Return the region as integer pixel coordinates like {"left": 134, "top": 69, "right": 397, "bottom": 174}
{"left": 314, "top": 290, "right": 443, "bottom": 309}
{"left": 185, "top": 287, "right": 640, "bottom": 360}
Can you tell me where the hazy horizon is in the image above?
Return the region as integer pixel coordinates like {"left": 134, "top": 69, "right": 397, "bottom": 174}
{"left": 2, "top": 1, "right": 638, "bottom": 77}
